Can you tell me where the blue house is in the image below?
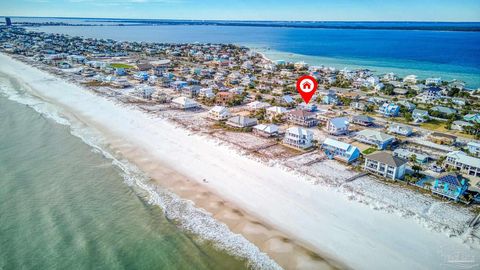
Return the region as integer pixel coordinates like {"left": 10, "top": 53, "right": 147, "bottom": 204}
{"left": 322, "top": 138, "right": 360, "bottom": 163}
{"left": 171, "top": 80, "right": 188, "bottom": 90}
{"left": 378, "top": 103, "right": 400, "bottom": 117}
{"left": 432, "top": 174, "right": 469, "bottom": 201}
{"left": 134, "top": 71, "right": 149, "bottom": 81}
{"left": 322, "top": 90, "right": 339, "bottom": 105}
{"left": 115, "top": 68, "right": 126, "bottom": 76}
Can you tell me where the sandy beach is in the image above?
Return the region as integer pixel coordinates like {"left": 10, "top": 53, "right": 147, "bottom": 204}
{"left": 1, "top": 52, "right": 479, "bottom": 270}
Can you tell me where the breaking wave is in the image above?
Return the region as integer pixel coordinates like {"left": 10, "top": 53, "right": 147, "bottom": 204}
{"left": 0, "top": 73, "right": 282, "bottom": 270}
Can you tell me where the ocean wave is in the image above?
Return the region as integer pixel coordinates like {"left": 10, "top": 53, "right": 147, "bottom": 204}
{"left": 0, "top": 74, "right": 282, "bottom": 270}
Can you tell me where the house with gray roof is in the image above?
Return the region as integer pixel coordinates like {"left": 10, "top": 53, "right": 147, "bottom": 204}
{"left": 388, "top": 123, "right": 413, "bottom": 136}
{"left": 354, "top": 129, "right": 395, "bottom": 150}
{"left": 444, "top": 151, "right": 480, "bottom": 177}
{"left": 326, "top": 117, "right": 350, "bottom": 135}
{"left": 226, "top": 116, "right": 257, "bottom": 128}
{"left": 364, "top": 151, "right": 408, "bottom": 180}
{"left": 412, "top": 109, "right": 429, "bottom": 123}
{"left": 351, "top": 115, "right": 375, "bottom": 126}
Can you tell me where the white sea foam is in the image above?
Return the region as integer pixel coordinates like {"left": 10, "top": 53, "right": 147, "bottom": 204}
{"left": 0, "top": 73, "right": 282, "bottom": 270}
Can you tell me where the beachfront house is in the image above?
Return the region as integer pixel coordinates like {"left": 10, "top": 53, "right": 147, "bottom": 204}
{"left": 467, "top": 141, "right": 480, "bottom": 157}
{"left": 444, "top": 151, "right": 480, "bottom": 177}
{"left": 253, "top": 124, "right": 279, "bottom": 137}
{"left": 351, "top": 115, "right": 375, "bottom": 126}
{"left": 431, "top": 174, "right": 469, "bottom": 201}
{"left": 283, "top": 127, "right": 314, "bottom": 149}
{"left": 208, "top": 106, "right": 230, "bottom": 121}
{"left": 171, "top": 97, "right": 199, "bottom": 110}
{"left": 378, "top": 103, "right": 400, "bottom": 117}
{"left": 354, "top": 129, "right": 395, "bottom": 150}
{"left": 226, "top": 116, "right": 257, "bottom": 128}
{"left": 412, "top": 109, "right": 430, "bottom": 123}
{"left": 364, "top": 151, "right": 407, "bottom": 180}
{"left": 287, "top": 110, "right": 318, "bottom": 127}
{"left": 388, "top": 123, "right": 413, "bottom": 136}
{"left": 321, "top": 138, "right": 360, "bottom": 163}
{"left": 326, "top": 117, "right": 349, "bottom": 135}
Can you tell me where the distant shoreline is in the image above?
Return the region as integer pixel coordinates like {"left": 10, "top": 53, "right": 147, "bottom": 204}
{"left": 5, "top": 17, "right": 480, "bottom": 32}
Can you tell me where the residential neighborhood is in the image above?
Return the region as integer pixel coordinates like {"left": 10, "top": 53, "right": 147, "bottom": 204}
{"left": 1, "top": 26, "right": 480, "bottom": 208}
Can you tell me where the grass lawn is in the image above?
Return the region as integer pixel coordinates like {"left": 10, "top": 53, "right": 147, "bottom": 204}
{"left": 110, "top": 63, "right": 135, "bottom": 69}
{"left": 420, "top": 120, "right": 475, "bottom": 139}
{"left": 362, "top": 147, "right": 377, "bottom": 155}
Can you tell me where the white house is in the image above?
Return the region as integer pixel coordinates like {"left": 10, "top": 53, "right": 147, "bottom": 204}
{"left": 266, "top": 106, "right": 287, "bottom": 119}
{"left": 326, "top": 117, "right": 349, "bottom": 135}
{"left": 364, "top": 151, "right": 407, "bottom": 180}
{"left": 467, "top": 141, "right": 480, "bottom": 157}
{"left": 199, "top": 87, "right": 215, "bottom": 99}
{"left": 321, "top": 138, "right": 360, "bottom": 163}
{"left": 247, "top": 101, "right": 271, "bottom": 111}
{"left": 388, "top": 123, "right": 413, "bottom": 136}
{"left": 171, "top": 96, "right": 199, "bottom": 110}
{"left": 354, "top": 129, "right": 395, "bottom": 150}
{"left": 208, "top": 106, "right": 230, "bottom": 120}
{"left": 403, "top": 75, "right": 418, "bottom": 84}
{"left": 444, "top": 151, "right": 480, "bottom": 177}
{"left": 253, "top": 124, "right": 279, "bottom": 137}
{"left": 284, "top": 127, "right": 313, "bottom": 149}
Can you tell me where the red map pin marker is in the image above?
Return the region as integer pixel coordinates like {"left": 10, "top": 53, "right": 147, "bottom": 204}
{"left": 296, "top": 75, "right": 318, "bottom": 104}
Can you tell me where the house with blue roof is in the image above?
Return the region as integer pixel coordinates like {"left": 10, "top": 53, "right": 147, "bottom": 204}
{"left": 464, "top": 113, "right": 480, "bottom": 124}
{"left": 432, "top": 174, "right": 469, "bottom": 201}
{"left": 322, "top": 90, "right": 339, "bottom": 105}
{"left": 322, "top": 138, "right": 360, "bottom": 163}
{"left": 133, "top": 71, "right": 149, "bottom": 81}
{"left": 326, "top": 117, "right": 349, "bottom": 135}
{"left": 378, "top": 103, "right": 400, "bottom": 117}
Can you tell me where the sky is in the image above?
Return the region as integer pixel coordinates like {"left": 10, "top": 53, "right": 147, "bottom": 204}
{"left": 1, "top": 0, "right": 480, "bottom": 22}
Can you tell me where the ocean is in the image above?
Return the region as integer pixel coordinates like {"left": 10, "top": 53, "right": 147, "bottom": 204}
{"left": 0, "top": 73, "right": 248, "bottom": 270}
{"left": 18, "top": 18, "right": 480, "bottom": 88}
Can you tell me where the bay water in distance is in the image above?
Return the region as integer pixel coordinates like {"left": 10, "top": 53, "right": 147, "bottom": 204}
{"left": 21, "top": 17, "right": 480, "bottom": 88}
{"left": 0, "top": 74, "right": 247, "bottom": 270}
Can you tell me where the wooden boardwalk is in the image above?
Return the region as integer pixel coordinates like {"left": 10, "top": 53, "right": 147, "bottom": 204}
{"left": 345, "top": 172, "right": 369, "bottom": 183}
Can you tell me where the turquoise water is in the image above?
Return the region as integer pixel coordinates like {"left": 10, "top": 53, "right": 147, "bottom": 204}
{"left": 26, "top": 21, "right": 480, "bottom": 88}
{"left": 0, "top": 78, "right": 247, "bottom": 269}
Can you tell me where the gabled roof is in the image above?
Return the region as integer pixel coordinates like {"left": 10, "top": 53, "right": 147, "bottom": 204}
{"left": 352, "top": 115, "right": 374, "bottom": 123}
{"left": 254, "top": 124, "right": 279, "bottom": 134}
{"left": 446, "top": 151, "right": 480, "bottom": 168}
{"left": 286, "top": 127, "right": 313, "bottom": 137}
{"left": 288, "top": 109, "right": 315, "bottom": 118}
{"left": 210, "top": 105, "right": 228, "bottom": 114}
{"left": 356, "top": 129, "right": 394, "bottom": 142}
{"left": 366, "top": 151, "right": 407, "bottom": 167}
{"left": 329, "top": 117, "right": 349, "bottom": 129}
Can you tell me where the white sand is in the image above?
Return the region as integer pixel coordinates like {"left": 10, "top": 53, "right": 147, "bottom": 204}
{"left": 1, "top": 53, "right": 479, "bottom": 270}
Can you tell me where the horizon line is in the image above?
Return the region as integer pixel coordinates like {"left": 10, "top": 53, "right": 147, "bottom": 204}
{"left": 2, "top": 15, "right": 480, "bottom": 24}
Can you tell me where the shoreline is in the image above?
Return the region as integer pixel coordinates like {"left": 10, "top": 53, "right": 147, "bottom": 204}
{"left": 0, "top": 54, "right": 340, "bottom": 269}
{"left": 1, "top": 52, "right": 479, "bottom": 269}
